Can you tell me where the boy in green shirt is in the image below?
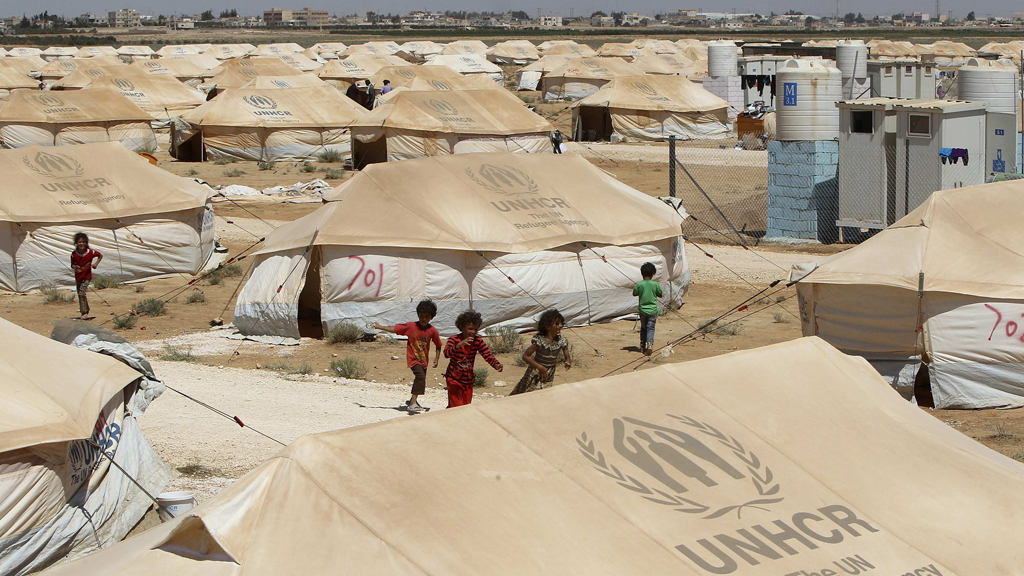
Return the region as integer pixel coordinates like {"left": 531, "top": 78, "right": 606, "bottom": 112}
{"left": 632, "top": 262, "right": 663, "bottom": 356}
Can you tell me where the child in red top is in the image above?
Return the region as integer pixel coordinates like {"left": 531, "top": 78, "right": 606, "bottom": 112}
{"left": 443, "top": 309, "right": 502, "bottom": 408}
{"left": 374, "top": 300, "right": 442, "bottom": 413}
{"left": 70, "top": 232, "right": 102, "bottom": 320}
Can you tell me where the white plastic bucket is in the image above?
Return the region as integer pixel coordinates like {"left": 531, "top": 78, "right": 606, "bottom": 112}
{"left": 157, "top": 491, "right": 196, "bottom": 522}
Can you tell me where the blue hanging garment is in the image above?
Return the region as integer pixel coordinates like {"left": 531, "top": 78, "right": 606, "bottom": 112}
{"left": 939, "top": 147, "right": 953, "bottom": 165}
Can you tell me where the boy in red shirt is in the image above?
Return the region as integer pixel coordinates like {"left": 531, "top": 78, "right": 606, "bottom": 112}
{"left": 375, "top": 300, "right": 442, "bottom": 412}
{"left": 70, "top": 232, "right": 102, "bottom": 320}
{"left": 443, "top": 309, "right": 502, "bottom": 408}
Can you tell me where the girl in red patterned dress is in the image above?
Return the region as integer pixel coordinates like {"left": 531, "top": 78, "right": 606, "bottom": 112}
{"left": 443, "top": 310, "right": 502, "bottom": 408}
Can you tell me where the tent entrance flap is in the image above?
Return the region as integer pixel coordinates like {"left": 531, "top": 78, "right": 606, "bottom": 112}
{"left": 577, "top": 107, "right": 613, "bottom": 141}
{"left": 298, "top": 246, "right": 323, "bottom": 338}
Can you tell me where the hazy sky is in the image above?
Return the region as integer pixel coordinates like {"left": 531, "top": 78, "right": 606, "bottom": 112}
{"left": 6, "top": 0, "right": 1015, "bottom": 20}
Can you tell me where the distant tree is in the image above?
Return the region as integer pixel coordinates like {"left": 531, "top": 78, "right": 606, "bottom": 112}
{"left": 391, "top": 14, "right": 401, "bottom": 23}
{"left": 785, "top": 9, "right": 803, "bottom": 15}
{"left": 509, "top": 10, "right": 528, "bottom": 20}
{"left": 612, "top": 11, "right": 625, "bottom": 25}
{"left": 855, "top": 12, "right": 865, "bottom": 23}
{"left": 19, "top": 15, "right": 31, "bottom": 28}
{"left": 966, "top": 10, "right": 976, "bottom": 20}
{"left": 219, "top": 9, "right": 237, "bottom": 18}
{"left": 843, "top": 12, "right": 856, "bottom": 23}
{"left": 591, "top": 10, "right": 607, "bottom": 17}
{"left": 200, "top": 10, "right": 214, "bottom": 20}
{"left": 804, "top": 15, "right": 815, "bottom": 27}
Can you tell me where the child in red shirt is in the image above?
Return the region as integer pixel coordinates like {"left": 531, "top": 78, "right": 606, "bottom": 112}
{"left": 443, "top": 309, "right": 502, "bottom": 408}
{"left": 70, "top": 232, "right": 102, "bottom": 320}
{"left": 375, "top": 300, "right": 442, "bottom": 413}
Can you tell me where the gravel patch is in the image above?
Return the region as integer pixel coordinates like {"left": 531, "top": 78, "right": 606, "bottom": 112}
{"left": 567, "top": 142, "right": 768, "bottom": 167}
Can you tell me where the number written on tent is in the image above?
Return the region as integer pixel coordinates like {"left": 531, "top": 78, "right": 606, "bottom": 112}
{"left": 345, "top": 255, "right": 383, "bottom": 297}
{"left": 984, "top": 304, "right": 1024, "bottom": 342}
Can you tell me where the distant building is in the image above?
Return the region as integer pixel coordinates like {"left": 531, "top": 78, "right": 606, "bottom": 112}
{"left": 537, "top": 15, "right": 562, "bottom": 26}
{"left": 108, "top": 8, "right": 141, "bottom": 28}
{"left": 264, "top": 7, "right": 328, "bottom": 26}
{"left": 77, "top": 13, "right": 107, "bottom": 26}
{"left": 591, "top": 15, "right": 614, "bottom": 26}
{"left": 168, "top": 15, "right": 195, "bottom": 29}
{"left": 620, "top": 13, "right": 650, "bottom": 26}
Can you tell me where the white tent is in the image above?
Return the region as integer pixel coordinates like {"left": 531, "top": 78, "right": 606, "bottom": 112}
{"left": 630, "top": 39, "right": 680, "bottom": 54}
{"left": 6, "top": 47, "right": 43, "bottom": 58}
{"left": 441, "top": 40, "right": 489, "bottom": 56}
{"left": 38, "top": 56, "right": 125, "bottom": 87}
{"left": 253, "top": 43, "right": 305, "bottom": 56}
{"left": 341, "top": 42, "right": 403, "bottom": 57}
{"left": 255, "top": 53, "right": 323, "bottom": 72}
{"left": 172, "top": 86, "right": 366, "bottom": 162}
{"left": 129, "top": 58, "right": 213, "bottom": 87}
{"left": 0, "top": 89, "right": 157, "bottom": 151}
{"left": 37, "top": 336, "right": 1024, "bottom": 576}
{"left": 243, "top": 74, "right": 329, "bottom": 89}
{"left": 116, "top": 46, "right": 156, "bottom": 61}
{"left": 424, "top": 54, "right": 504, "bottom": 83}
{"left": 203, "top": 44, "right": 256, "bottom": 60}
{"left": 541, "top": 43, "right": 599, "bottom": 58}
{"left": 516, "top": 55, "right": 574, "bottom": 91}
{"left": 164, "top": 53, "right": 223, "bottom": 71}
{"left": 368, "top": 65, "right": 505, "bottom": 93}
{"left": 399, "top": 41, "right": 447, "bottom": 61}
{"left": 234, "top": 152, "right": 688, "bottom": 341}
{"left": 310, "top": 42, "right": 348, "bottom": 56}
{"left": 41, "top": 46, "right": 79, "bottom": 61}
{"left": 0, "top": 142, "right": 215, "bottom": 291}
{"left": 155, "top": 44, "right": 203, "bottom": 57}
{"left": 198, "top": 58, "right": 304, "bottom": 93}
{"left": 541, "top": 57, "right": 646, "bottom": 100}
{"left": 487, "top": 40, "right": 540, "bottom": 64}
{"left": 76, "top": 46, "right": 120, "bottom": 58}
{"left": 573, "top": 75, "right": 731, "bottom": 142}
{"left": 0, "top": 318, "right": 170, "bottom": 575}
{"left": 350, "top": 89, "right": 554, "bottom": 166}
{"left": 316, "top": 55, "right": 411, "bottom": 89}
{"left": 791, "top": 180, "right": 1024, "bottom": 409}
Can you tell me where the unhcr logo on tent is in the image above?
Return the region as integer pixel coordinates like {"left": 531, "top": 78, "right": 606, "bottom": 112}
{"left": 22, "top": 151, "right": 84, "bottom": 179}
{"left": 582, "top": 59, "right": 600, "bottom": 68}
{"left": 60, "top": 61, "right": 75, "bottom": 70}
{"left": 341, "top": 60, "right": 357, "bottom": 68}
{"left": 428, "top": 99, "right": 459, "bottom": 116}
{"left": 578, "top": 415, "right": 885, "bottom": 574}
{"left": 428, "top": 80, "right": 452, "bottom": 91}
{"left": 271, "top": 80, "right": 293, "bottom": 88}
{"left": 467, "top": 164, "right": 539, "bottom": 196}
{"left": 145, "top": 61, "right": 161, "bottom": 68}
{"left": 112, "top": 78, "right": 136, "bottom": 91}
{"left": 86, "top": 68, "right": 105, "bottom": 77}
{"left": 632, "top": 81, "right": 671, "bottom": 102}
{"left": 396, "top": 68, "right": 416, "bottom": 80}
{"left": 244, "top": 94, "right": 278, "bottom": 110}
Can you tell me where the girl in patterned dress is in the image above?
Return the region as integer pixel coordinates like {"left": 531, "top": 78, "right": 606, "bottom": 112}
{"left": 510, "top": 309, "right": 571, "bottom": 396}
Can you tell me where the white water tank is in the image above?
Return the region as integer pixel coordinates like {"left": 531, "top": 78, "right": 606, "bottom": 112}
{"left": 707, "top": 40, "right": 738, "bottom": 78}
{"left": 775, "top": 59, "right": 843, "bottom": 141}
{"left": 836, "top": 40, "right": 868, "bottom": 80}
{"left": 959, "top": 57, "right": 1019, "bottom": 115}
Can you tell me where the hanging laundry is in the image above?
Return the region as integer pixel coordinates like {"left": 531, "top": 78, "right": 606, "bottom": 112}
{"left": 745, "top": 76, "right": 756, "bottom": 89}
{"left": 756, "top": 76, "right": 765, "bottom": 96}
{"left": 939, "top": 147, "right": 953, "bottom": 164}
{"left": 950, "top": 148, "right": 968, "bottom": 166}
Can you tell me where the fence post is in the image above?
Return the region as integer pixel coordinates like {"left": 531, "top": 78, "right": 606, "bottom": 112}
{"left": 669, "top": 135, "right": 676, "bottom": 197}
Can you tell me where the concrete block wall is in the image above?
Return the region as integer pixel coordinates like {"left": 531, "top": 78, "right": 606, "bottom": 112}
{"left": 702, "top": 76, "right": 744, "bottom": 120}
{"left": 766, "top": 140, "right": 840, "bottom": 242}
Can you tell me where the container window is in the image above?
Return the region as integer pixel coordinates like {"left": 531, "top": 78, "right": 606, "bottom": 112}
{"left": 884, "top": 65, "right": 894, "bottom": 77}
{"left": 924, "top": 66, "right": 932, "bottom": 75}
{"left": 904, "top": 65, "right": 914, "bottom": 76}
{"left": 850, "top": 111, "right": 873, "bottom": 133}
{"left": 907, "top": 114, "right": 930, "bottom": 137}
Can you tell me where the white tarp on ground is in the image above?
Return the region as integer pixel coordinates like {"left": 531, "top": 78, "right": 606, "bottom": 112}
{"left": 0, "top": 142, "right": 214, "bottom": 291}
{"left": 0, "top": 319, "right": 171, "bottom": 576}
{"left": 791, "top": 180, "right": 1024, "bottom": 409}
{"left": 233, "top": 152, "right": 688, "bottom": 340}
{"left": 36, "top": 336, "right": 1024, "bottom": 576}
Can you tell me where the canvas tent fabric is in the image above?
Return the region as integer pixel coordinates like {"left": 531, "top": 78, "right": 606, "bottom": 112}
{"left": 487, "top": 40, "right": 540, "bottom": 64}
{"left": 80, "top": 74, "right": 206, "bottom": 114}
{"left": 234, "top": 152, "right": 687, "bottom": 340}
{"left": 0, "top": 56, "right": 49, "bottom": 77}
{"left": 164, "top": 53, "right": 223, "bottom": 71}
{"left": 37, "top": 336, "right": 1024, "bottom": 576}
{"left": 50, "top": 65, "right": 152, "bottom": 89}
{"left": 199, "top": 58, "right": 304, "bottom": 92}
{"left": 540, "top": 41, "right": 598, "bottom": 58}
{"left": 597, "top": 42, "right": 647, "bottom": 59}
{"left": 573, "top": 75, "right": 731, "bottom": 142}
{"left": 311, "top": 42, "right": 348, "bottom": 56}
{"left": 254, "top": 43, "right": 305, "bottom": 56}
{"left": 172, "top": 86, "right": 366, "bottom": 162}
{"left": 630, "top": 39, "right": 680, "bottom": 54}
{"left": 0, "top": 142, "right": 215, "bottom": 291}
{"left": 441, "top": 40, "right": 489, "bottom": 56}
{"left": 243, "top": 74, "right": 328, "bottom": 89}
{"left": 5, "top": 47, "right": 43, "bottom": 58}
{"left": 256, "top": 53, "right": 323, "bottom": 72}
{"left": 541, "top": 57, "right": 647, "bottom": 100}
{"left": 38, "top": 56, "right": 125, "bottom": 86}
{"left": 204, "top": 44, "right": 256, "bottom": 60}
{"left": 117, "top": 46, "right": 156, "bottom": 61}
{"left": 77, "top": 46, "right": 120, "bottom": 58}
{"left": 156, "top": 45, "right": 203, "bottom": 57}
{"left": 368, "top": 65, "right": 503, "bottom": 92}
{"left": 342, "top": 42, "right": 403, "bottom": 57}
{"left": 399, "top": 41, "right": 446, "bottom": 61}
{"left": 424, "top": 54, "right": 503, "bottom": 83}
{"left": 631, "top": 53, "right": 707, "bottom": 80}
{"left": 0, "top": 317, "right": 171, "bottom": 575}
{"left": 790, "top": 180, "right": 1024, "bottom": 409}
{"left": 0, "top": 68, "right": 39, "bottom": 99}
{"left": 350, "top": 89, "right": 554, "bottom": 166}
{"left": 316, "top": 56, "right": 411, "bottom": 89}
{"left": 0, "top": 89, "right": 157, "bottom": 151}
{"left": 516, "top": 55, "right": 574, "bottom": 91}
{"left": 129, "top": 58, "right": 213, "bottom": 87}
{"left": 41, "top": 46, "right": 79, "bottom": 61}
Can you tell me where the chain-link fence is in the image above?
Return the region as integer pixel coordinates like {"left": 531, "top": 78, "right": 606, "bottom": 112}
{"left": 668, "top": 128, "right": 1010, "bottom": 245}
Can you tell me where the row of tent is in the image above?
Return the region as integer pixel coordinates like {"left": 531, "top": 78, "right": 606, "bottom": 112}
{"left": 0, "top": 53, "right": 733, "bottom": 157}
